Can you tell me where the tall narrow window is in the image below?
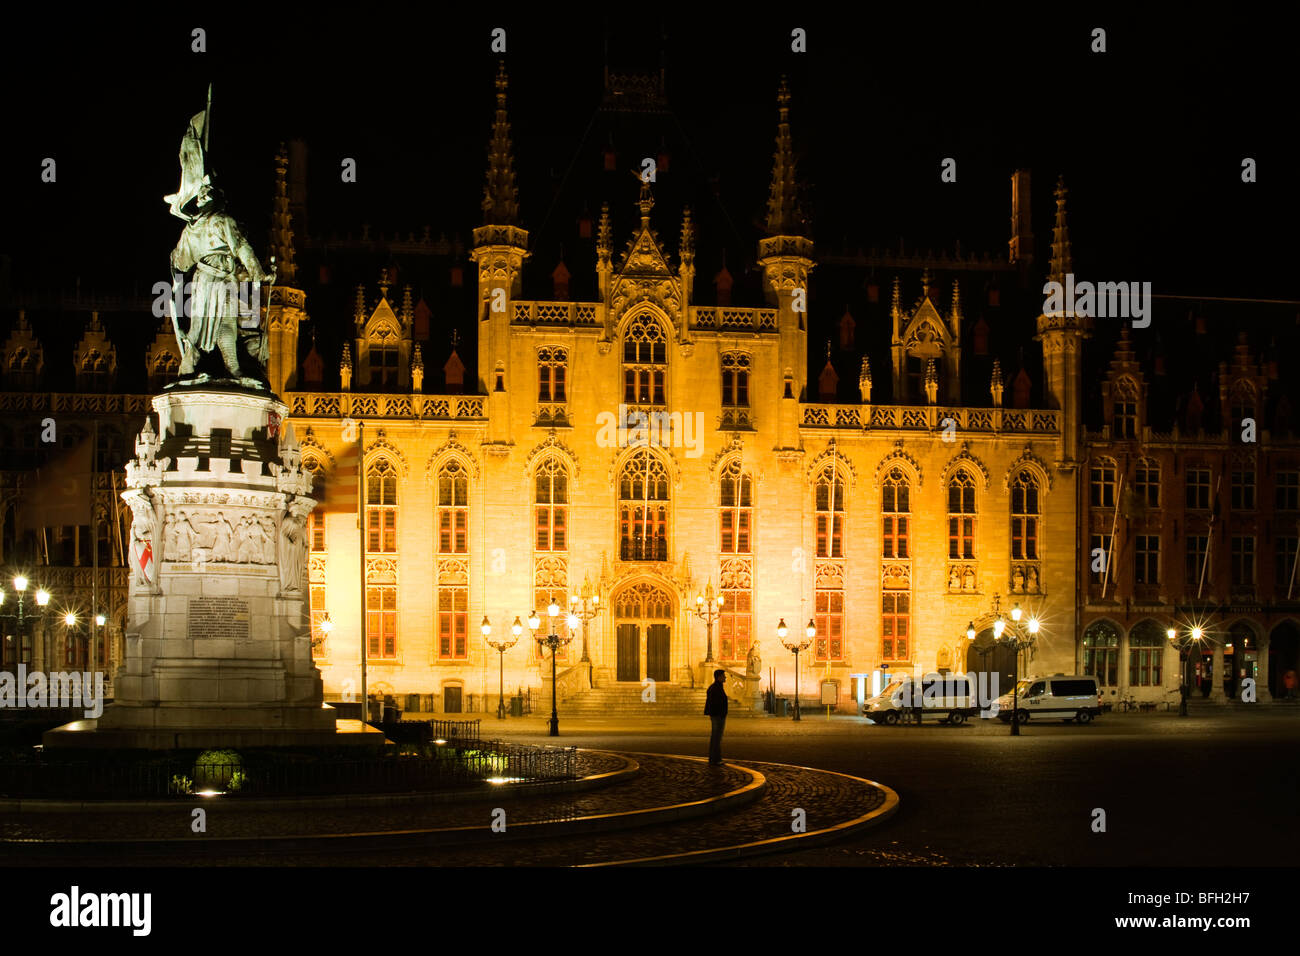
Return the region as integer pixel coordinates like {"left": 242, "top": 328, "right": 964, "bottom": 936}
{"left": 1186, "top": 535, "right": 1209, "bottom": 591}
{"left": 720, "top": 460, "right": 753, "bottom": 554}
{"left": 1090, "top": 460, "right": 1117, "bottom": 508}
{"left": 1135, "top": 459, "right": 1160, "bottom": 507}
{"left": 947, "top": 472, "right": 976, "bottom": 560}
{"left": 1010, "top": 470, "right": 1042, "bottom": 595}
{"left": 371, "top": 332, "right": 399, "bottom": 387}
{"left": 534, "top": 457, "right": 568, "bottom": 551}
{"left": 719, "top": 559, "right": 752, "bottom": 663}
{"left": 1113, "top": 398, "right": 1138, "bottom": 439}
{"left": 1275, "top": 535, "right": 1298, "bottom": 596}
{"left": 721, "top": 353, "right": 750, "bottom": 407}
{"left": 537, "top": 347, "right": 568, "bottom": 425}
{"left": 815, "top": 465, "right": 846, "bottom": 558}
{"left": 618, "top": 450, "right": 669, "bottom": 561}
{"left": 364, "top": 459, "right": 399, "bottom": 661}
{"left": 721, "top": 352, "right": 751, "bottom": 427}
{"left": 437, "top": 461, "right": 469, "bottom": 554}
{"left": 881, "top": 593, "right": 909, "bottom": 663}
{"left": 881, "top": 468, "right": 909, "bottom": 559}
{"left": 815, "top": 564, "right": 845, "bottom": 663}
{"left": 1231, "top": 536, "right": 1255, "bottom": 588}
{"left": 1275, "top": 471, "right": 1299, "bottom": 511}
{"left": 1231, "top": 469, "right": 1256, "bottom": 510}
{"left": 622, "top": 315, "right": 667, "bottom": 407}
{"left": 367, "top": 583, "right": 397, "bottom": 659}
{"left": 366, "top": 458, "right": 398, "bottom": 553}
{"left": 1185, "top": 468, "right": 1211, "bottom": 510}
{"left": 1135, "top": 535, "right": 1160, "bottom": 586}
{"left": 436, "top": 573, "right": 468, "bottom": 661}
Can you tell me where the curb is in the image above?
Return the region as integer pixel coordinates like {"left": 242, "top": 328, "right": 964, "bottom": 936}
{"left": 581, "top": 759, "right": 899, "bottom": 867}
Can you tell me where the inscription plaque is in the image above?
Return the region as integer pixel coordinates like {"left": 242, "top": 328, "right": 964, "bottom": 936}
{"left": 187, "top": 597, "right": 252, "bottom": 641}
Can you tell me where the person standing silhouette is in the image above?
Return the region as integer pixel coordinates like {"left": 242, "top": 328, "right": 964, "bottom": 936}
{"left": 704, "top": 669, "right": 729, "bottom": 765}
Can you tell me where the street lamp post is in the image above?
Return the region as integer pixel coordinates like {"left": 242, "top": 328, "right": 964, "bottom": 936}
{"left": 0, "top": 576, "right": 33, "bottom": 668}
{"left": 570, "top": 576, "right": 600, "bottom": 667}
{"left": 693, "top": 580, "right": 725, "bottom": 664}
{"left": 534, "top": 600, "right": 573, "bottom": 737}
{"left": 966, "top": 597, "right": 1039, "bottom": 736}
{"left": 483, "top": 616, "right": 521, "bottom": 720}
{"left": 1168, "top": 625, "right": 1203, "bottom": 717}
{"left": 777, "top": 617, "right": 814, "bottom": 721}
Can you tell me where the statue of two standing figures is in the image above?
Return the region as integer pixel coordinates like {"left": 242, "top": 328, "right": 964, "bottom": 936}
{"left": 164, "top": 86, "right": 275, "bottom": 387}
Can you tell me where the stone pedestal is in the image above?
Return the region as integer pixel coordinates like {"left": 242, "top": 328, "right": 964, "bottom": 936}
{"left": 45, "top": 385, "right": 363, "bottom": 749}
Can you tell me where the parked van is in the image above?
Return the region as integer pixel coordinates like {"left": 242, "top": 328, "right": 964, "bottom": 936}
{"left": 995, "top": 675, "right": 1102, "bottom": 723}
{"left": 863, "top": 673, "right": 981, "bottom": 725}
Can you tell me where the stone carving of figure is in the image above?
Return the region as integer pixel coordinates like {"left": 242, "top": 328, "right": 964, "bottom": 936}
{"left": 126, "top": 493, "right": 161, "bottom": 588}
{"left": 172, "top": 510, "right": 196, "bottom": 562}
{"left": 962, "top": 567, "right": 975, "bottom": 591}
{"left": 949, "top": 567, "right": 961, "bottom": 590}
{"left": 1027, "top": 566, "right": 1039, "bottom": 593}
{"left": 747, "top": 640, "right": 761, "bottom": 677}
{"left": 235, "top": 514, "right": 259, "bottom": 563}
{"left": 259, "top": 515, "right": 277, "bottom": 564}
{"left": 278, "top": 509, "right": 307, "bottom": 594}
{"left": 1012, "top": 566, "right": 1025, "bottom": 593}
{"left": 210, "top": 511, "right": 235, "bottom": 563}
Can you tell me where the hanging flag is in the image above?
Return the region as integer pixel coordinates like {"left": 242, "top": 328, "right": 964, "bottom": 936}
{"left": 320, "top": 441, "right": 361, "bottom": 513}
{"left": 16, "top": 438, "right": 94, "bottom": 532}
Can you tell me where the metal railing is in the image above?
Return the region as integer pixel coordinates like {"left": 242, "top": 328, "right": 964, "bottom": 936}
{"left": 0, "top": 735, "right": 576, "bottom": 800}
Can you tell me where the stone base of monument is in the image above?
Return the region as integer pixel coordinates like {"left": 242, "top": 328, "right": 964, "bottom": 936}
{"left": 43, "top": 385, "right": 382, "bottom": 751}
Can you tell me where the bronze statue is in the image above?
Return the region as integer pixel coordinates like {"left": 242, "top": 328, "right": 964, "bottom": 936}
{"left": 164, "top": 87, "right": 274, "bottom": 385}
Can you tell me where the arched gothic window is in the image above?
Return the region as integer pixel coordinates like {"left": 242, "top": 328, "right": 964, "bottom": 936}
{"left": 881, "top": 467, "right": 909, "bottom": 559}
{"left": 947, "top": 471, "right": 976, "bottom": 560}
{"left": 619, "top": 450, "right": 669, "bottom": 561}
{"left": 622, "top": 314, "right": 667, "bottom": 407}
{"left": 366, "top": 458, "right": 398, "bottom": 553}
{"left": 720, "top": 460, "right": 753, "bottom": 554}
{"left": 437, "top": 460, "right": 469, "bottom": 554}
{"left": 534, "top": 457, "right": 568, "bottom": 551}
{"left": 815, "top": 465, "right": 846, "bottom": 558}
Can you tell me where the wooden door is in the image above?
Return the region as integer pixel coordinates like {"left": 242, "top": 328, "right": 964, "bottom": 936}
{"left": 617, "top": 624, "right": 640, "bottom": 682}
{"left": 647, "top": 624, "right": 671, "bottom": 682}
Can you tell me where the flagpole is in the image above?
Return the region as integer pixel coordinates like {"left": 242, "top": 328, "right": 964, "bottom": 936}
{"left": 91, "top": 420, "right": 98, "bottom": 676}
{"left": 358, "top": 420, "right": 366, "bottom": 723}
{"left": 1199, "top": 472, "right": 1221, "bottom": 601}
{"left": 1100, "top": 470, "right": 1124, "bottom": 600}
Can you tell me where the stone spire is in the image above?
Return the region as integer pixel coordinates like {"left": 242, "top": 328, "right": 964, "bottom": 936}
{"left": 481, "top": 60, "right": 520, "bottom": 227}
{"left": 1047, "top": 175, "right": 1073, "bottom": 286}
{"left": 891, "top": 276, "right": 902, "bottom": 322}
{"left": 267, "top": 143, "right": 297, "bottom": 284}
{"left": 764, "top": 76, "right": 806, "bottom": 237}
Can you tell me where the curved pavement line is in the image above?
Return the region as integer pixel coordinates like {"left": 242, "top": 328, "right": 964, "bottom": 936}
{"left": 578, "top": 756, "right": 900, "bottom": 867}
{"left": 0, "top": 749, "right": 640, "bottom": 815}
{"left": 0, "top": 755, "right": 766, "bottom": 854}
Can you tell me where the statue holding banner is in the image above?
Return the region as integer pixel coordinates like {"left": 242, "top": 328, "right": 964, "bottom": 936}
{"left": 164, "top": 86, "right": 274, "bottom": 385}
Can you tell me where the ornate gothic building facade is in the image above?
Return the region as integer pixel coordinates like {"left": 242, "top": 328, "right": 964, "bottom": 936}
{"left": 5, "top": 65, "right": 1295, "bottom": 714}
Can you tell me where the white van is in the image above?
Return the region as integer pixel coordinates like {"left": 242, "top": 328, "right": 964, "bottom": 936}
{"left": 863, "top": 674, "right": 980, "bottom": 725}
{"left": 995, "top": 675, "right": 1102, "bottom": 724}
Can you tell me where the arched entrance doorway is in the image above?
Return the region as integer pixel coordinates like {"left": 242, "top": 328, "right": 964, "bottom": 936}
{"left": 965, "top": 629, "right": 1016, "bottom": 703}
{"left": 1269, "top": 621, "right": 1300, "bottom": 699}
{"left": 613, "top": 582, "right": 674, "bottom": 683}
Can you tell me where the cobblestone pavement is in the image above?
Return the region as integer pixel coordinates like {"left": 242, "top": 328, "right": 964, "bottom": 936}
{"left": 0, "top": 754, "right": 893, "bottom": 867}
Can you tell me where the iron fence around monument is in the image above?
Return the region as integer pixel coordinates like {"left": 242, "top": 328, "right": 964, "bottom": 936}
{"left": 0, "top": 737, "right": 577, "bottom": 800}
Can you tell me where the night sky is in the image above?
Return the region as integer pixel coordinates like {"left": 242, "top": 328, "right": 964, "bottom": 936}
{"left": 1, "top": 9, "right": 1295, "bottom": 415}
